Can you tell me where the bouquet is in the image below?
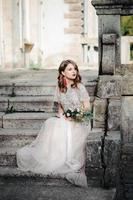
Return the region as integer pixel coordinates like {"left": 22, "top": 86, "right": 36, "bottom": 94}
{"left": 63, "top": 106, "right": 93, "bottom": 122}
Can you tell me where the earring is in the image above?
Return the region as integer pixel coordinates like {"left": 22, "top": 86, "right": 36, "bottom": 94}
{"left": 63, "top": 77, "right": 67, "bottom": 87}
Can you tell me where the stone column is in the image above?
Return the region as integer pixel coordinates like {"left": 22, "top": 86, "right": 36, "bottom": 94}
{"left": 12, "top": 0, "right": 24, "bottom": 68}
{"left": 91, "top": 0, "right": 121, "bottom": 75}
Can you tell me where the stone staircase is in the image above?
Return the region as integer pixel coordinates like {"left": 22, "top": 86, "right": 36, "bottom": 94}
{"left": 0, "top": 69, "right": 118, "bottom": 199}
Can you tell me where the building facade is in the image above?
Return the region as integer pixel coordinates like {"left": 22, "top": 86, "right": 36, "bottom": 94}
{"left": 0, "top": 0, "right": 98, "bottom": 69}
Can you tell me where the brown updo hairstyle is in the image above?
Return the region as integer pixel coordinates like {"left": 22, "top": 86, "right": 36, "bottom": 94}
{"left": 58, "top": 59, "right": 81, "bottom": 93}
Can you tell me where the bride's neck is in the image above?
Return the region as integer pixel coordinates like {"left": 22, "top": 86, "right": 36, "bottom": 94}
{"left": 66, "top": 78, "right": 74, "bottom": 87}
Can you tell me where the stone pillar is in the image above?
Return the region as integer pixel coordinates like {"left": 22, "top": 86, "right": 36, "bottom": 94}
{"left": 12, "top": 0, "right": 24, "bottom": 68}
{"left": 91, "top": 0, "right": 121, "bottom": 75}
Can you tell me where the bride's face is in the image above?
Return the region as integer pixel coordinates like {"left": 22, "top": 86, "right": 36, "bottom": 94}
{"left": 62, "top": 63, "right": 77, "bottom": 80}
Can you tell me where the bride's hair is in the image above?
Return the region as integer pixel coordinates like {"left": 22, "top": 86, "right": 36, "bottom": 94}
{"left": 58, "top": 59, "right": 81, "bottom": 92}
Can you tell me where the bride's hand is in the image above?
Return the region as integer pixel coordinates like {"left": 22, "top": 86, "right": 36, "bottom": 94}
{"left": 65, "top": 116, "right": 73, "bottom": 121}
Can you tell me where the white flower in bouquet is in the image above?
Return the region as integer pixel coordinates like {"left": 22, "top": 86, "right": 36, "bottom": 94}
{"left": 63, "top": 105, "right": 93, "bottom": 122}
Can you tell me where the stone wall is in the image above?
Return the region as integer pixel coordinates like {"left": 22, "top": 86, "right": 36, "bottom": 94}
{"left": 92, "top": 0, "right": 133, "bottom": 198}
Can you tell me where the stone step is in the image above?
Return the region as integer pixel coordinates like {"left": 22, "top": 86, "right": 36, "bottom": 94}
{"left": 0, "top": 96, "right": 54, "bottom": 112}
{"left": 0, "top": 130, "right": 104, "bottom": 166}
{"left": 0, "top": 132, "right": 103, "bottom": 167}
{"left": 0, "top": 128, "right": 37, "bottom": 147}
{"left": 2, "top": 112, "right": 55, "bottom": 129}
{"left": 0, "top": 166, "right": 99, "bottom": 188}
{"left": 0, "top": 128, "right": 102, "bottom": 147}
{"left": 0, "top": 166, "right": 71, "bottom": 187}
{"left": 0, "top": 168, "right": 116, "bottom": 200}
{"left": 0, "top": 80, "right": 97, "bottom": 97}
{"left": 0, "top": 82, "right": 56, "bottom": 96}
{"left": 0, "top": 130, "right": 120, "bottom": 169}
{"left": 0, "top": 129, "right": 120, "bottom": 188}
{"left": 0, "top": 145, "right": 101, "bottom": 167}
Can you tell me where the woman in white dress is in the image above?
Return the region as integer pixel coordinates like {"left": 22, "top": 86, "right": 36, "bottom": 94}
{"left": 16, "top": 59, "right": 91, "bottom": 187}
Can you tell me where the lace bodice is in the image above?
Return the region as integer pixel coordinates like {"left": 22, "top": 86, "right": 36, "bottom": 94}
{"left": 54, "top": 83, "right": 90, "bottom": 112}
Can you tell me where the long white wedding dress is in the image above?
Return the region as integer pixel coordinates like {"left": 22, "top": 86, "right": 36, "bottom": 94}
{"left": 16, "top": 83, "right": 91, "bottom": 187}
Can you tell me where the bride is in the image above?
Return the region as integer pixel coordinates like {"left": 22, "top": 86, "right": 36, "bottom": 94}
{"left": 16, "top": 59, "right": 91, "bottom": 187}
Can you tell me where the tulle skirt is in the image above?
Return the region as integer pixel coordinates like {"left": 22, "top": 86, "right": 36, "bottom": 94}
{"left": 16, "top": 115, "right": 90, "bottom": 187}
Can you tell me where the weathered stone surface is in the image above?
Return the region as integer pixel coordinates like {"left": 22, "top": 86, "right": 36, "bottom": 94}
{"left": 92, "top": 0, "right": 133, "bottom": 6}
{"left": 122, "top": 143, "right": 133, "bottom": 156}
{"left": 0, "top": 96, "right": 54, "bottom": 112}
{"left": 0, "top": 97, "right": 8, "bottom": 111}
{"left": 0, "top": 136, "right": 33, "bottom": 148}
{"left": 8, "top": 96, "right": 54, "bottom": 112}
{"left": 15, "top": 84, "right": 56, "bottom": 96}
{"left": 116, "top": 143, "right": 133, "bottom": 200}
{"left": 92, "top": 0, "right": 133, "bottom": 15}
{"left": 121, "top": 64, "right": 133, "bottom": 76}
{"left": 0, "top": 135, "right": 35, "bottom": 148}
{"left": 101, "top": 131, "right": 121, "bottom": 187}
{"left": 0, "top": 174, "right": 116, "bottom": 200}
{"left": 86, "top": 131, "right": 103, "bottom": 168}
{"left": 108, "top": 99, "right": 121, "bottom": 131}
{"left": 0, "top": 128, "right": 37, "bottom": 147}
{"left": 0, "top": 166, "right": 72, "bottom": 187}
{"left": 0, "top": 82, "right": 56, "bottom": 96}
{"left": 3, "top": 113, "right": 54, "bottom": 129}
{"left": 97, "top": 76, "right": 122, "bottom": 98}
{"left": 102, "top": 33, "right": 116, "bottom": 44}
{"left": 93, "top": 98, "right": 107, "bottom": 128}
{"left": 86, "top": 131, "right": 120, "bottom": 187}
{"left": 104, "top": 131, "right": 120, "bottom": 167}
{"left": 0, "top": 81, "right": 96, "bottom": 97}
{"left": 0, "top": 112, "right": 4, "bottom": 128}
{"left": 102, "top": 34, "right": 117, "bottom": 74}
{"left": 86, "top": 81, "right": 97, "bottom": 97}
{"left": 0, "top": 147, "right": 16, "bottom": 166}
{"left": 122, "top": 75, "right": 133, "bottom": 95}
{"left": 85, "top": 167, "right": 103, "bottom": 187}
{"left": 102, "top": 45, "right": 115, "bottom": 74}
{"left": 121, "top": 97, "right": 133, "bottom": 143}
{"left": 0, "top": 83, "right": 56, "bottom": 96}
{"left": 0, "top": 82, "right": 13, "bottom": 96}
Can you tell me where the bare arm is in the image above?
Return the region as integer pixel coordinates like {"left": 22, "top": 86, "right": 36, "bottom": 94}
{"left": 78, "top": 83, "right": 91, "bottom": 112}
{"left": 53, "top": 102, "right": 64, "bottom": 117}
{"left": 82, "top": 100, "right": 91, "bottom": 111}
{"left": 58, "top": 103, "right": 64, "bottom": 117}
